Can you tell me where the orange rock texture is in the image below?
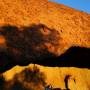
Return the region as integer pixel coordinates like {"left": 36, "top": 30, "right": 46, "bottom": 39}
{"left": 0, "top": 0, "right": 90, "bottom": 56}
{"left": 0, "top": 0, "right": 90, "bottom": 90}
{"left": 1, "top": 64, "right": 90, "bottom": 90}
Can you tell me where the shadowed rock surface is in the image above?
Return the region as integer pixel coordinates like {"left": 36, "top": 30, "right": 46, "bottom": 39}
{"left": 0, "top": 24, "right": 61, "bottom": 72}
{"left": 36, "top": 46, "right": 90, "bottom": 68}
{"left": 0, "top": 24, "right": 90, "bottom": 73}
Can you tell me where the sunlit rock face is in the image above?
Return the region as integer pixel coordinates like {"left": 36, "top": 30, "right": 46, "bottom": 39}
{"left": 0, "top": 0, "right": 90, "bottom": 90}
{"left": 1, "top": 64, "right": 90, "bottom": 90}
{"left": 0, "top": 0, "right": 90, "bottom": 73}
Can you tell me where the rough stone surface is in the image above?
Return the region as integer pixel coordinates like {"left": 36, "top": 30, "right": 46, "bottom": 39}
{"left": 0, "top": 0, "right": 90, "bottom": 72}
{"left": 0, "top": 0, "right": 90, "bottom": 90}
{"left": 1, "top": 64, "right": 90, "bottom": 90}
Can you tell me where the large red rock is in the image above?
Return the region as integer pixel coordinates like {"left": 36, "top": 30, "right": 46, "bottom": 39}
{"left": 0, "top": 0, "right": 90, "bottom": 72}
{"left": 0, "top": 0, "right": 90, "bottom": 90}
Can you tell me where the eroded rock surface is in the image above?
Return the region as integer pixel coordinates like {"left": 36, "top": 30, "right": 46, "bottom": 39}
{"left": 1, "top": 64, "right": 90, "bottom": 90}
{"left": 0, "top": 0, "right": 90, "bottom": 90}
{"left": 0, "top": 0, "right": 90, "bottom": 72}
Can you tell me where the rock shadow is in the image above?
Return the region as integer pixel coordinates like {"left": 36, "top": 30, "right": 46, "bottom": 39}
{"left": 36, "top": 46, "right": 90, "bottom": 69}
{"left": 0, "top": 24, "right": 90, "bottom": 73}
{"left": 0, "top": 24, "right": 60, "bottom": 73}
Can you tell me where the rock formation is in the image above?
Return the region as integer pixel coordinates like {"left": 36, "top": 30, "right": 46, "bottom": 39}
{"left": 0, "top": 0, "right": 90, "bottom": 72}
{"left": 1, "top": 64, "right": 90, "bottom": 90}
{"left": 0, "top": 0, "right": 90, "bottom": 89}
